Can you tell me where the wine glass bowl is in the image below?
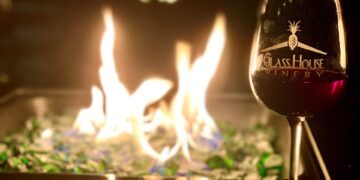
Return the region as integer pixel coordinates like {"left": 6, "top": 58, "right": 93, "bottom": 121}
{"left": 251, "top": 68, "right": 347, "bottom": 117}
{"left": 249, "top": 0, "right": 347, "bottom": 179}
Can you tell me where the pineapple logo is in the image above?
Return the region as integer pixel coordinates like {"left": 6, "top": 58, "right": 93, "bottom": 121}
{"left": 261, "top": 21, "right": 327, "bottom": 55}
{"left": 288, "top": 21, "right": 300, "bottom": 50}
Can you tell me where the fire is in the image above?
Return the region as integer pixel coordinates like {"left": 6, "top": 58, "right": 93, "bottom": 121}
{"left": 73, "top": 8, "right": 226, "bottom": 164}
{"left": 73, "top": 86, "right": 104, "bottom": 134}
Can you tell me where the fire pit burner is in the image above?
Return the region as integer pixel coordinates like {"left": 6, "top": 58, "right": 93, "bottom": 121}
{"left": 0, "top": 89, "right": 285, "bottom": 179}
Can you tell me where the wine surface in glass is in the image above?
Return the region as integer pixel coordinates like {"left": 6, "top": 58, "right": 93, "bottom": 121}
{"left": 252, "top": 68, "right": 346, "bottom": 116}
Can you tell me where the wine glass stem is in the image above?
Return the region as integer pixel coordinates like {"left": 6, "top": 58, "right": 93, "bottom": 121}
{"left": 287, "top": 116, "right": 306, "bottom": 180}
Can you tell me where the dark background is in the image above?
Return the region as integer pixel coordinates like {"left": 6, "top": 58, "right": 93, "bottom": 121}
{"left": 309, "top": 0, "right": 360, "bottom": 179}
{"left": 0, "top": 0, "right": 359, "bottom": 179}
{"left": 0, "top": 0, "right": 259, "bottom": 93}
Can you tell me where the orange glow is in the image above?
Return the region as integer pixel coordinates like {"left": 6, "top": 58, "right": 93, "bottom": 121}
{"left": 74, "top": 9, "right": 226, "bottom": 164}
{"left": 73, "top": 86, "right": 104, "bottom": 135}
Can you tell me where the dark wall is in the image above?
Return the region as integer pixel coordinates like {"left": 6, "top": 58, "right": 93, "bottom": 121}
{"left": 0, "top": 0, "right": 259, "bottom": 94}
{"left": 0, "top": 0, "right": 104, "bottom": 93}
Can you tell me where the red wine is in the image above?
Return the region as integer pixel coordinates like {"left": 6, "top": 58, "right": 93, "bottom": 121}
{"left": 251, "top": 68, "right": 347, "bottom": 116}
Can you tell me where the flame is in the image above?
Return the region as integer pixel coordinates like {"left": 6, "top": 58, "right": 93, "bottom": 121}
{"left": 187, "top": 14, "right": 225, "bottom": 141}
{"left": 97, "top": 8, "right": 131, "bottom": 140}
{"left": 74, "top": 9, "right": 226, "bottom": 165}
{"left": 73, "top": 86, "right": 104, "bottom": 134}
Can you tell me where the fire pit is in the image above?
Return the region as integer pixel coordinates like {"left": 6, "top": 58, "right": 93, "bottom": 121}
{"left": 0, "top": 88, "right": 287, "bottom": 180}
{"left": 0, "top": 3, "right": 328, "bottom": 180}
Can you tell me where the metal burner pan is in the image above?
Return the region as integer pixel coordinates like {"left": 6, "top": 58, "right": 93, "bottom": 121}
{"left": 0, "top": 88, "right": 326, "bottom": 179}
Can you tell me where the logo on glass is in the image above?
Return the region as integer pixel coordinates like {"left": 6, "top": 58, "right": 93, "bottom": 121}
{"left": 261, "top": 21, "right": 327, "bottom": 55}
{"left": 257, "top": 21, "right": 328, "bottom": 78}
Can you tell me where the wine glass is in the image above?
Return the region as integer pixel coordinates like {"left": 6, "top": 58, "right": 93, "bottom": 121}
{"left": 249, "top": 0, "right": 347, "bottom": 179}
